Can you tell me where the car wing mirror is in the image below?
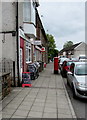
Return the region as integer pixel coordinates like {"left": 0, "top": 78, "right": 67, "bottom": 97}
{"left": 67, "top": 71, "right": 73, "bottom": 75}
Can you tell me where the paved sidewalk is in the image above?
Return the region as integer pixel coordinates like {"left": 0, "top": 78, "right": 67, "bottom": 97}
{"left": 1, "top": 63, "right": 76, "bottom": 119}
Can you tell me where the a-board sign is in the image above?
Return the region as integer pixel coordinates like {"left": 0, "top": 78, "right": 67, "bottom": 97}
{"left": 22, "top": 72, "right": 31, "bottom": 84}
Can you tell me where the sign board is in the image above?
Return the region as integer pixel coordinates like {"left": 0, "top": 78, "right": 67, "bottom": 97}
{"left": 35, "top": 46, "right": 42, "bottom": 51}
{"left": 22, "top": 72, "right": 31, "bottom": 85}
{"left": 34, "top": 41, "right": 42, "bottom": 45}
{"left": 41, "top": 47, "right": 45, "bottom": 52}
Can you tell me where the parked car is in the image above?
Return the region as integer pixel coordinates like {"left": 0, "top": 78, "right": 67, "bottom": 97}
{"left": 27, "top": 63, "right": 37, "bottom": 80}
{"left": 59, "top": 57, "right": 70, "bottom": 69}
{"left": 70, "top": 58, "right": 79, "bottom": 61}
{"left": 67, "top": 62, "right": 87, "bottom": 99}
{"left": 61, "top": 59, "right": 79, "bottom": 78}
{"left": 79, "top": 55, "right": 87, "bottom": 61}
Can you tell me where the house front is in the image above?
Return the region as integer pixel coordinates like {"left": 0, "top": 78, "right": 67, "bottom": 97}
{"left": 59, "top": 42, "right": 87, "bottom": 59}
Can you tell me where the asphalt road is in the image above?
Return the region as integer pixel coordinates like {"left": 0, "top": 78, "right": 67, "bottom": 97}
{"left": 62, "top": 77, "right": 87, "bottom": 119}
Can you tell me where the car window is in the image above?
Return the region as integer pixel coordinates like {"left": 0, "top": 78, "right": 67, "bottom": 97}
{"left": 60, "top": 58, "right": 69, "bottom": 63}
{"left": 75, "top": 64, "right": 87, "bottom": 75}
{"left": 70, "top": 63, "right": 75, "bottom": 73}
{"left": 67, "top": 61, "right": 73, "bottom": 66}
{"left": 79, "top": 56, "right": 87, "bottom": 59}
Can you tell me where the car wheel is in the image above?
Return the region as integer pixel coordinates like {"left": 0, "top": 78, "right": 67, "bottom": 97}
{"left": 61, "top": 71, "right": 64, "bottom": 77}
{"left": 72, "top": 84, "right": 77, "bottom": 99}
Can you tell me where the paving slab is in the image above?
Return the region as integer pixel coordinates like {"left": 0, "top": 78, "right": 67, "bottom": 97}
{"left": 21, "top": 101, "right": 33, "bottom": 107}
{"left": 44, "top": 107, "right": 57, "bottom": 113}
{"left": 18, "top": 105, "right": 31, "bottom": 111}
{"left": 28, "top": 111, "right": 43, "bottom": 118}
{"left": 58, "top": 108, "right": 72, "bottom": 115}
{"left": 58, "top": 113, "right": 73, "bottom": 118}
{"left": 42, "top": 112, "right": 57, "bottom": 118}
{"left": 5, "top": 104, "right": 19, "bottom": 109}
{"left": 13, "top": 109, "right": 29, "bottom": 117}
{"left": 2, "top": 113, "right": 12, "bottom": 118}
{"left": 33, "top": 102, "right": 45, "bottom": 107}
{"left": 31, "top": 105, "right": 44, "bottom": 112}
{"left": 3, "top": 108, "right": 16, "bottom": 115}
{"left": 11, "top": 115, "right": 26, "bottom": 119}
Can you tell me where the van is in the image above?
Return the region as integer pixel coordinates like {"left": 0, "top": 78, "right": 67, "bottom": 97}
{"left": 79, "top": 55, "right": 87, "bottom": 61}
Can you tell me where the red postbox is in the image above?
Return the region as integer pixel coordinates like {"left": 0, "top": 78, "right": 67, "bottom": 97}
{"left": 54, "top": 57, "right": 59, "bottom": 74}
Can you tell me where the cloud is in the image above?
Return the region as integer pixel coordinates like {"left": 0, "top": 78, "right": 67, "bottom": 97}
{"left": 56, "top": 30, "right": 85, "bottom": 50}
{"left": 38, "top": 2, "right": 85, "bottom": 50}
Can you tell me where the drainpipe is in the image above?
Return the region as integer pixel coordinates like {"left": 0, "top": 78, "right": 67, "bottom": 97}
{"left": 16, "top": 1, "right": 20, "bottom": 87}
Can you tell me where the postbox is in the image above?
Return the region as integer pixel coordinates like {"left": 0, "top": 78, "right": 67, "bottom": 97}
{"left": 44, "top": 63, "right": 46, "bottom": 68}
{"left": 54, "top": 57, "right": 59, "bottom": 74}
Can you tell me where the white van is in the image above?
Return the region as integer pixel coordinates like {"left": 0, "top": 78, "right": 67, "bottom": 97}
{"left": 79, "top": 55, "right": 87, "bottom": 61}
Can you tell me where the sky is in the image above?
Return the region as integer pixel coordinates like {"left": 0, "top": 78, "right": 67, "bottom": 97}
{"left": 38, "top": 0, "right": 85, "bottom": 50}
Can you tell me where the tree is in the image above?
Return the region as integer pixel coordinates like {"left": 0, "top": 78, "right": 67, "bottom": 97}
{"left": 53, "top": 49, "right": 59, "bottom": 57}
{"left": 47, "top": 34, "right": 58, "bottom": 61}
{"left": 63, "top": 41, "right": 73, "bottom": 48}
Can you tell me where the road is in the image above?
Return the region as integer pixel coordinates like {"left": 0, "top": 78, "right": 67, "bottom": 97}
{"left": 62, "top": 77, "right": 87, "bottom": 119}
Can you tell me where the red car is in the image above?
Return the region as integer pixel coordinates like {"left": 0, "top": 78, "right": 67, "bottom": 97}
{"left": 61, "top": 60, "right": 75, "bottom": 78}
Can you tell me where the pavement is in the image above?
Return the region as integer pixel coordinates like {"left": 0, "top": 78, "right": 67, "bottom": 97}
{"left": 0, "top": 63, "right": 76, "bottom": 119}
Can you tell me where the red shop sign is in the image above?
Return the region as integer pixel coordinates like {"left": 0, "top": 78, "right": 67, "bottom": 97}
{"left": 41, "top": 47, "right": 45, "bottom": 52}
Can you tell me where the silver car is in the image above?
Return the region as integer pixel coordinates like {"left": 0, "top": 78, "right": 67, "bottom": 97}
{"left": 67, "top": 62, "right": 87, "bottom": 99}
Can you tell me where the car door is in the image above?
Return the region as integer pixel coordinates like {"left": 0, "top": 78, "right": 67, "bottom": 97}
{"left": 67, "top": 72, "right": 73, "bottom": 86}
{"left": 67, "top": 64, "right": 75, "bottom": 86}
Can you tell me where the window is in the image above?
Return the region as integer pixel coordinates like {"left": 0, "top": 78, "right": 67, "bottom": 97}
{"left": 75, "top": 64, "right": 87, "bottom": 75}
{"left": 23, "top": 1, "right": 35, "bottom": 24}
{"left": 26, "top": 42, "right": 31, "bottom": 63}
{"left": 23, "top": 1, "right": 31, "bottom": 22}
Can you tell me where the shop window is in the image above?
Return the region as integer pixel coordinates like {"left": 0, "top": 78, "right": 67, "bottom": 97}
{"left": 26, "top": 42, "right": 31, "bottom": 63}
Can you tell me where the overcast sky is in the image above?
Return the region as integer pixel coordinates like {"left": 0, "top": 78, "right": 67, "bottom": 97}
{"left": 38, "top": 0, "right": 85, "bottom": 50}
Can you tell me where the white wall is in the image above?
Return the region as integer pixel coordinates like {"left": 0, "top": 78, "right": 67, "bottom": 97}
{"left": 2, "top": 34, "right": 16, "bottom": 61}
{"left": 2, "top": 2, "right": 24, "bottom": 81}
{"left": 2, "top": 2, "right": 16, "bottom": 31}
{"left": 74, "top": 42, "right": 87, "bottom": 58}
{"left": 18, "top": 2, "right": 24, "bottom": 28}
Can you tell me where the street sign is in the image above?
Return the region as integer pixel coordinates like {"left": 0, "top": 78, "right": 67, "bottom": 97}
{"left": 41, "top": 47, "right": 45, "bottom": 52}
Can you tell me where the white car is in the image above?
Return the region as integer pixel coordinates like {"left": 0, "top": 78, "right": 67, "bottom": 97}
{"left": 67, "top": 62, "right": 87, "bottom": 99}
{"left": 79, "top": 55, "right": 87, "bottom": 61}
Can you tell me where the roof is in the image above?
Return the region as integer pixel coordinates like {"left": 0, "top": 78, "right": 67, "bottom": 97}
{"left": 74, "top": 61, "right": 87, "bottom": 65}
{"left": 59, "top": 42, "right": 82, "bottom": 54}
